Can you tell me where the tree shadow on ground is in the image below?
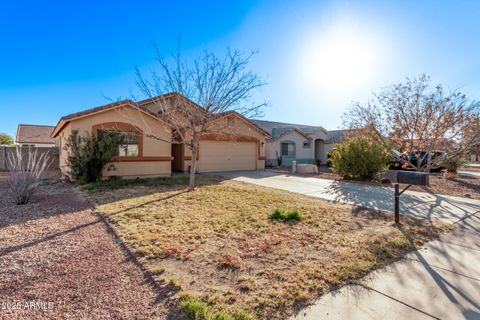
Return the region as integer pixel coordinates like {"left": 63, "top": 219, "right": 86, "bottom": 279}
{"left": 0, "top": 180, "right": 92, "bottom": 228}
{"left": 290, "top": 205, "right": 450, "bottom": 319}
{"left": 82, "top": 174, "right": 224, "bottom": 206}
{"left": 396, "top": 223, "right": 480, "bottom": 318}
{"left": 326, "top": 180, "right": 480, "bottom": 224}
{"left": 0, "top": 179, "right": 187, "bottom": 318}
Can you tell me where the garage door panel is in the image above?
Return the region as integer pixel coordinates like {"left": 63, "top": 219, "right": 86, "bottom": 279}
{"left": 198, "top": 141, "right": 256, "bottom": 172}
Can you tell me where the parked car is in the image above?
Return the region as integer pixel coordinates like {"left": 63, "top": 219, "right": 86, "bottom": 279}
{"left": 389, "top": 150, "right": 404, "bottom": 170}
{"left": 390, "top": 150, "right": 447, "bottom": 172}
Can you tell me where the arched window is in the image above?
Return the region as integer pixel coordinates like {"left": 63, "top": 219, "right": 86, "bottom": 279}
{"left": 93, "top": 122, "right": 143, "bottom": 157}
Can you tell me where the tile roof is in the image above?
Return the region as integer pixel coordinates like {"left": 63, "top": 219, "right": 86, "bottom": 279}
{"left": 53, "top": 94, "right": 270, "bottom": 138}
{"left": 16, "top": 124, "right": 55, "bottom": 144}
{"left": 60, "top": 100, "right": 134, "bottom": 121}
{"left": 252, "top": 119, "right": 351, "bottom": 143}
{"left": 324, "top": 129, "right": 347, "bottom": 143}
{"left": 324, "top": 129, "right": 361, "bottom": 143}
{"left": 213, "top": 111, "right": 270, "bottom": 136}
{"left": 252, "top": 119, "right": 327, "bottom": 137}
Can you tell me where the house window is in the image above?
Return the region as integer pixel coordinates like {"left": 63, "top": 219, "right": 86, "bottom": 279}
{"left": 303, "top": 140, "right": 311, "bottom": 148}
{"left": 281, "top": 142, "right": 295, "bottom": 156}
{"left": 97, "top": 130, "right": 139, "bottom": 157}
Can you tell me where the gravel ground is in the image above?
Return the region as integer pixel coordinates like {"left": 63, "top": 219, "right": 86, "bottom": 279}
{"left": 0, "top": 180, "right": 173, "bottom": 319}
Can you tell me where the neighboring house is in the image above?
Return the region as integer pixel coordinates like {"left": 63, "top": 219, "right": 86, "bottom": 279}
{"left": 16, "top": 124, "right": 56, "bottom": 147}
{"left": 252, "top": 120, "right": 348, "bottom": 166}
{"left": 51, "top": 93, "right": 269, "bottom": 179}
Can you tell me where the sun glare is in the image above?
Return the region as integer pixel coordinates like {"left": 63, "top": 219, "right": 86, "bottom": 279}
{"left": 299, "top": 26, "right": 384, "bottom": 97}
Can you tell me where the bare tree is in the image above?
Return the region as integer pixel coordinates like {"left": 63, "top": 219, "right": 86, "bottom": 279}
{"left": 134, "top": 45, "right": 267, "bottom": 190}
{"left": 464, "top": 117, "right": 480, "bottom": 161}
{"left": 344, "top": 74, "right": 480, "bottom": 171}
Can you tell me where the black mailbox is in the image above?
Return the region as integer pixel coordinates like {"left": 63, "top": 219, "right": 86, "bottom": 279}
{"left": 384, "top": 170, "right": 430, "bottom": 224}
{"left": 384, "top": 170, "right": 429, "bottom": 186}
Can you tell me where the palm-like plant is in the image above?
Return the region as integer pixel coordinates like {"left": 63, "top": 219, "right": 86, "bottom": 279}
{"left": 7, "top": 147, "right": 52, "bottom": 204}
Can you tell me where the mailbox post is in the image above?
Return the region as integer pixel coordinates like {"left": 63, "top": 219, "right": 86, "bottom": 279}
{"left": 384, "top": 171, "right": 429, "bottom": 224}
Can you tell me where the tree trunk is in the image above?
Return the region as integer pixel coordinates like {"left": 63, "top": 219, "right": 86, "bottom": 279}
{"left": 188, "top": 136, "right": 199, "bottom": 191}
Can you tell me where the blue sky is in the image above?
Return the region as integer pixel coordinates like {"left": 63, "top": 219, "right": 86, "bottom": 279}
{"left": 1, "top": 0, "right": 479, "bottom": 138}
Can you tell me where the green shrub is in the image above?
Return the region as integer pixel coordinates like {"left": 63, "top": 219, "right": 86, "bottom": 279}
{"left": 65, "top": 131, "right": 121, "bottom": 183}
{"left": 330, "top": 137, "right": 390, "bottom": 180}
{"left": 0, "top": 132, "right": 14, "bottom": 146}
{"left": 179, "top": 297, "right": 255, "bottom": 320}
{"left": 439, "top": 156, "right": 467, "bottom": 174}
{"left": 169, "top": 277, "right": 181, "bottom": 287}
{"left": 150, "top": 266, "right": 164, "bottom": 275}
{"left": 213, "top": 312, "right": 232, "bottom": 320}
{"left": 269, "top": 209, "right": 303, "bottom": 222}
{"left": 180, "top": 298, "right": 209, "bottom": 320}
{"left": 232, "top": 310, "right": 255, "bottom": 320}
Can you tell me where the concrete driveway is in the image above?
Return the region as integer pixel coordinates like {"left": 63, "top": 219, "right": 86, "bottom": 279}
{"left": 215, "top": 170, "right": 480, "bottom": 224}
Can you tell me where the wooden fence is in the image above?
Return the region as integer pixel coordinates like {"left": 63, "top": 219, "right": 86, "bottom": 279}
{"left": 0, "top": 146, "right": 59, "bottom": 171}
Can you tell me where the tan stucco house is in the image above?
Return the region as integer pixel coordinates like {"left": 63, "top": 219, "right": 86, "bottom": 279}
{"left": 252, "top": 120, "right": 349, "bottom": 166}
{"left": 51, "top": 93, "right": 269, "bottom": 179}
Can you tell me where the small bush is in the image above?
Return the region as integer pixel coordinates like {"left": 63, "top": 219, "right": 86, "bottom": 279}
{"left": 150, "top": 266, "right": 165, "bottom": 275}
{"left": 269, "top": 209, "right": 303, "bottom": 222}
{"left": 213, "top": 312, "right": 232, "bottom": 320}
{"left": 219, "top": 253, "right": 243, "bottom": 269}
{"left": 169, "top": 277, "right": 181, "bottom": 287}
{"left": 440, "top": 156, "right": 467, "bottom": 175}
{"left": 330, "top": 137, "right": 390, "bottom": 180}
{"left": 65, "top": 130, "right": 121, "bottom": 183}
{"left": 232, "top": 310, "right": 255, "bottom": 320}
{"left": 180, "top": 297, "right": 255, "bottom": 320}
{"left": 180, "top": 298, "right": 209, "bottom": 320}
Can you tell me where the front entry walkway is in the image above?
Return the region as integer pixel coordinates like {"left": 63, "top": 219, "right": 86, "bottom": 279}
{"left": 214, "top": 171, "right": 480, "bottom": 320}
{"left": 215, "top": 170, "right": 480, "bottom": 223}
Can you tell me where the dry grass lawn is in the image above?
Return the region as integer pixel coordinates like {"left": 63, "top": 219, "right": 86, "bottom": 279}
{"left": 85, "top": 176, "right": 452, "bottom": 320}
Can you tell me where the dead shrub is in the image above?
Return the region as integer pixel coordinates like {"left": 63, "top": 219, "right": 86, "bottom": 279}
{"left": 219, "top": 252, "right": 243, "bottom": 269}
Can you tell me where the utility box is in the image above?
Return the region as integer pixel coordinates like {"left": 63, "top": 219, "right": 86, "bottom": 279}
{"left": 384, "top": 170, "right": 429, "bottom": 186}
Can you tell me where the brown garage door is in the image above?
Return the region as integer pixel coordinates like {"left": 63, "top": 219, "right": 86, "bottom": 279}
{"left": 197, "top": 140, "right": 257, "bottom": 172}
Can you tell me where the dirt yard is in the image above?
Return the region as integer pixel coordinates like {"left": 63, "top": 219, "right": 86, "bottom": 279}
{"left": 0, "top": 179, "right": 173, "bottom": 319}
{"left": 85, "top": 176, "right": 452, "bottom": 320}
